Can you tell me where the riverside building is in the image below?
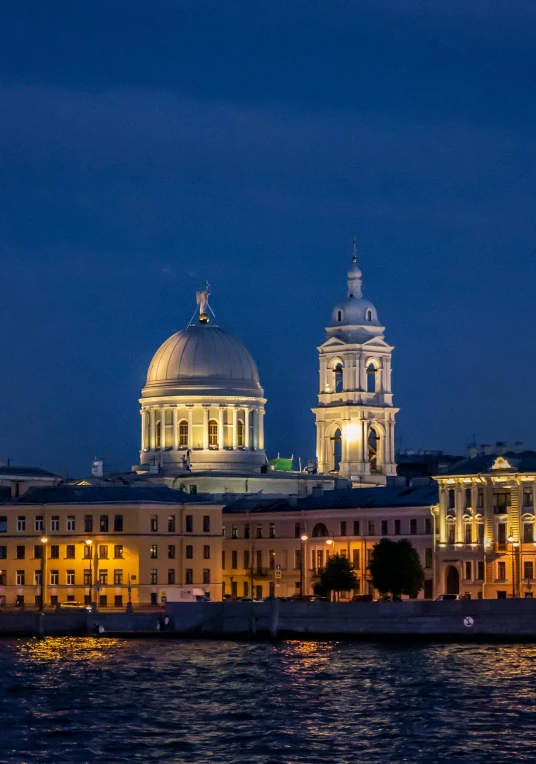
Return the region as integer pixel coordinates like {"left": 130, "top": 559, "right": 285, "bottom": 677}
{"left": 434, "top": 444, "right": 536, "bottom": 599}
{"left": 222, "top": 485, "right": 437, "bottom": 600}
{"left": 0, "top": 485, "right": 223, "bottom": 607}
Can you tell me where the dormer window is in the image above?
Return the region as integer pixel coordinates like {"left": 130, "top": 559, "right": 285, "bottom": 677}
{"left": 366, "top": 310, "right": 372, "bottom": 321}
{"left": 337, "top": 310, "right": 342, "bottom": 322}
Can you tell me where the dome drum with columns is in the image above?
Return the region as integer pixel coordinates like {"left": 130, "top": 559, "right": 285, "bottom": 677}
{"left": 312, "top": 247, "right": 398, "bottom": 486}
{"left": 138, "top": 287, "right": 267, "bottom": 475}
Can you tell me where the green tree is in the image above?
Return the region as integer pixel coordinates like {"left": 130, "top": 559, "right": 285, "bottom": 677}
{"left": 318, "top": 554, "right": 359, "bottom": 601}
{"left": 368, "top": 538, "right": 424, "bottom": 599}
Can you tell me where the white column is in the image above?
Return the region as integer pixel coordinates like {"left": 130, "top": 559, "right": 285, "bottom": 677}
{"left": 244, "top": 408, "right": 250, "bottom": 449}
{"left": 173, "top": 407, "right": 179, "bottom": 450}
{"left": 203, "top": 406, "right": 209, "bottom": 450}
{"left": 218, "top": 406, "right": 224, "bottom": 449}
{"left": 141, "top": 410, "right": 147, "bottom": 451}
{"left": 232, "top": 408, "right": 238, "bottom": 449}
{"left": 258, "top": 410, "right": 265, "bottom": 450}
{"left": 161, "top": 408, "right": 167, "bottom": 449}
{"left": 187, "top": 406, "right": 193, "bottom": 449}
{"left": 150, "top": 409, "right": 156, "bottom": 451}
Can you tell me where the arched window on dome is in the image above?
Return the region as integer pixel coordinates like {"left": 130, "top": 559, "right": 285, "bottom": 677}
{"left": 155, "top": 419, "right": 162, "bottom": 450}
{"left": 332, "top": 428, "right": 342, "bottom": 472}
{"left": 337, "top": 310, "right": 342, "bottom": 322}
{"left": 366, "top": 310, "right": 372, "bottom": 321}
{"left": 367, "top": 363, "right": 377, "bottom": 393}
{"left": 208, "top": 419, "right": 218, "bottom": 448}
{"left": 179, "top": 420, "right": 188, "bottom": 448}
{"left": 368, "top": 427, "right": 379, "bottom": 472}
{"left": 312, "top": 523, "right": 329, "bottom": 538}
{"left": 334, "top": 363, "right": 343, "bottom": 393}
{"left": 237, "top": 419, "right": 245, "bottom": 447}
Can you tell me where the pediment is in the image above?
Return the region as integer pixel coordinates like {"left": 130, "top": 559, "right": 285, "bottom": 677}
{"left": 319, "top": 337, "right": 347, "bottom": 349}
{"left": 362, "top": 337, "right": 394, "bottom": 351}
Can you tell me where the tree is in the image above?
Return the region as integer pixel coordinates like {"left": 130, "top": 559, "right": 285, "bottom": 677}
{"left": 368, "top": 538, "right": 424, "bottom": 599}
{"left": 318, "top": 554, "right": 359, "bottom": 601}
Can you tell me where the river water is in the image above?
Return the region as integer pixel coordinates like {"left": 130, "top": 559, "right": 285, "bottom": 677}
{"left": 1, "top": 638, "right": 536, "bottom": 763}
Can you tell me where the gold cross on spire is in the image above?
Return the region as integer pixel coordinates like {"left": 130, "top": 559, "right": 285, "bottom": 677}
{"left": 351, "top": 237, "right": 357, "bottom": 263}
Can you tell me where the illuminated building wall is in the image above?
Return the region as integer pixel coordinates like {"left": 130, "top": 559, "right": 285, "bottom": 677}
{"left": 434, "top": 448, "right": 536, "bottom": 599}
{"left": 0, "top": 486, "right": 223, "bottom": 606}
{"left": 222, "top": 486, "right": 436, "bottom": 600}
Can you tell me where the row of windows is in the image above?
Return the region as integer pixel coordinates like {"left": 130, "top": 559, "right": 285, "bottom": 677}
{"left": 0, "top": 514, "right": 212, "bottom": 534}
{"left": 447, "top": 488, "right": 535, "bottom": 510}
{"left": 221, "top": 546, "right": 434, "bottom": 572}
{"left": 0, "top": 514, "right": 124, "bottom": 533}
{"left": 0, "top": 544, "right": 124, "bottom": 560}
{"left": 149, "top": 418, "right": 249, "bottom": 449}
{"left": 150, "top": 544, "right": 211, "bottom": 559}
{"left": 445, "top": 522, "right": 535, "bottom": 545}
{"left": 225, "top": 518, "right": 433, "bottom": 540}
{"left": 3, "top": 568, "right": 207, "bottom": 587}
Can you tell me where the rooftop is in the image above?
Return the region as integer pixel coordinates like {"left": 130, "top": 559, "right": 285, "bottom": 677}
{"left": 441, "top": 450, "right": 536, "bottom": 477}
{"left": 0, "top": 466, "right": 61, "bottom": 479}
{"left": 0, "top": 484, "right": 216, "bottom": 506}
{"left": 224, "top": 485, "right": 438, "bottom": 514}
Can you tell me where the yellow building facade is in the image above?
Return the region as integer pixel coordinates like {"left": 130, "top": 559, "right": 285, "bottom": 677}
{"left": 434, "top": 447, "right": 536, "bottom": 599}
{"left": 222, "top": 486, "right": 436, "bottom": 600}
{"left": 0, "top": 485, "right": 223, "bottom": 607}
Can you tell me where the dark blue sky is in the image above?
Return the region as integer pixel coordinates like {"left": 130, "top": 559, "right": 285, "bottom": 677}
{"left": 1, "top": 2, "right": 536, "bottom": 476}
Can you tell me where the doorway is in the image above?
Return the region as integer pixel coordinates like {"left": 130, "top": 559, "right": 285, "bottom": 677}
{"left": 445, "top": 565, "right": 460, "bottom": 594}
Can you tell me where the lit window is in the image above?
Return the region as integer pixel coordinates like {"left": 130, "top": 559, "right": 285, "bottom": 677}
{"left": 208, "top": 420, "right": 218, "bottom": 447}
{"left": 179, "top": 421, "right": 188, "bottom": 447}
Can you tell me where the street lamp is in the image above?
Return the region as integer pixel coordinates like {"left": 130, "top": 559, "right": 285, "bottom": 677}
{"left": 85, "top": 539, "right": 93, "bottom": 610}
{"left": 300, "top": 534, "right": 308, "bottom": 599}
{"left": 40, "top": 537, "right": 48, "bottom": 612}
{"left": 508, "top": 536, "right": 519, "bottom": 598}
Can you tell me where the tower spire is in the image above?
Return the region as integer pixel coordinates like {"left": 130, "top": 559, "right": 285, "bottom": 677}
{"left": 352, "top": 236, "right": 357, "bottom": 263}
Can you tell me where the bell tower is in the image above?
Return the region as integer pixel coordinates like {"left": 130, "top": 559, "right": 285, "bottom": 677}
{"left": 312, "top": 246, "right": 398, "bottom": 485}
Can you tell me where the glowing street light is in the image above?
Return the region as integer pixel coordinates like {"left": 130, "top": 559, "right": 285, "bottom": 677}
{"left": 40, "top": 537, "right": 48, "bottom": 612}
{"left": 300, "top": 533, "right": 308, "bottom": 599}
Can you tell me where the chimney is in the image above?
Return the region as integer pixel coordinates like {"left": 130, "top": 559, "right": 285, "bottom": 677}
{"left": 91, "top": 458, "right": 104, "bottom": 478}
{"left": 467, "top": 445, "right": 478, "bottom": 459}
{"left": 481, "top": 444, "right": 492, "bottom": 456}
{"left": 514, "top": 442, "right": 524, "bottom": 454}
{"left": 495, "top": 441, "right": 507, "bottom": 456}
{"left": 311, "top": 485, "right": 324, "bottom": 498}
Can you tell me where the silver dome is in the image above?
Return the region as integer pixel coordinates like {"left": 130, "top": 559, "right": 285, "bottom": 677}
{"left": 143, "top": 324, "right": 263, "bottom": 398}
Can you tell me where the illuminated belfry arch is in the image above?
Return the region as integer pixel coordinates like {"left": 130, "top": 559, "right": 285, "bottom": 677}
{"left": 312, "top": 242, "right": 398, "bottom": 486}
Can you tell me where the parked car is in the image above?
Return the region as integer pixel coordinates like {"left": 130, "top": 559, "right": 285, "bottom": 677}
{"left": 434, "top": 594, "right": 462, "bottom": 601}
{"left": 59, "top": 601, "right": 92, "bottom": 612}
{"left": 351, "top": 594, "right": 374, "bottom": 603}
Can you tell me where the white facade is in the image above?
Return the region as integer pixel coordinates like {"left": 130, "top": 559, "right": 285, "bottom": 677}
{"left": 137, "top": 297, "right": 267, "bottom": 475}
{"left": 312, "top": 254, "right": 398, "bottom": 485}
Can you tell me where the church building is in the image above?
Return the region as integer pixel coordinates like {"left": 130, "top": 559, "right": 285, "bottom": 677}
{"left": 312, "top": 249, "right": 398, "bottom": 485}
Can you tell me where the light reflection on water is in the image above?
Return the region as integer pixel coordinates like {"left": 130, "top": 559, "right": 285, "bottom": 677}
{"left": 2, "top": 638, "right": 536, "bottom": 762}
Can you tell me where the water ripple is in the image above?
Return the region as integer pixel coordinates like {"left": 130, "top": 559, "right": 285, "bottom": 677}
{"left": 2, "top": 638, "right": 536, "bottom": 762}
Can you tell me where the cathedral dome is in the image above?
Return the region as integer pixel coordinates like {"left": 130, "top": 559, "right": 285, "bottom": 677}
{"left": 143, "top": 323, "right": 264, "bottom": 399}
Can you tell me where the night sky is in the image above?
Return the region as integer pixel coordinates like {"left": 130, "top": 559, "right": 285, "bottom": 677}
{"left": 1, "top": 2, "right": 535, "bottom": 476}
